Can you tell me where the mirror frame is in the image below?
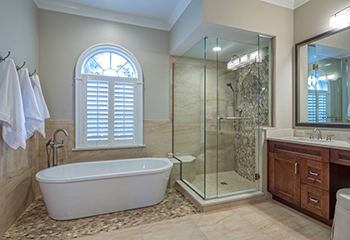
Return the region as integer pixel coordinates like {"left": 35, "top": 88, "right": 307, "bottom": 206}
{"left": 295, "top": 26, "right": 350, "bottom": 128}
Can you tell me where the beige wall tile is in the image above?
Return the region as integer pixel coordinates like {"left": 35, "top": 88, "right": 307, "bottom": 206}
{"left": 0, "top": 130, "right": 39, "bottom": 237}
{"left": 39, "top": 119, "right": 172, "bottom": 168}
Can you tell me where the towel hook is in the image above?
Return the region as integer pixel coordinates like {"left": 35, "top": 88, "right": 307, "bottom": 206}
{"left": 29, "top": 69, "right": 36, "bottom": 77}
{"left": 0, "top": 51, "right": 11, "bottom": 63}
{"left": 16, "top": 61, "right": 26, "bottom": 71}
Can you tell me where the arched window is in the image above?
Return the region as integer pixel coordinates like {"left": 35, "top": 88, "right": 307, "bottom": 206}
{"left": 75, "top": 44, "right": 143, "bottom": 149}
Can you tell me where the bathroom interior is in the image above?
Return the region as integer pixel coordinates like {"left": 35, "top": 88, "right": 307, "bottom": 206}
{"left": 1, "top": 0, "right": 350, "bottom": 239}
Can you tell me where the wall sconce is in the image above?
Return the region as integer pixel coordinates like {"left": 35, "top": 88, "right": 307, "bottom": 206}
{"left": 329, "top": 6, "right": 350, "bottom": 28}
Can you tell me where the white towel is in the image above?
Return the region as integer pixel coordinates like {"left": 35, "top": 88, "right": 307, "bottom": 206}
{"left": 18, "top": 68, "right": 42, "bottom": 140}
{"left": 0, "top": 58, "right": 26, "bottom": 149}
{"left": 31, "top": 74, "right": 50, "bottom": 138}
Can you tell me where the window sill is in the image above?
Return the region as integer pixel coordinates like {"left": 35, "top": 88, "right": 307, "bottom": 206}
{"left": 72, "top": 145, "right": 146, "bottom": 152}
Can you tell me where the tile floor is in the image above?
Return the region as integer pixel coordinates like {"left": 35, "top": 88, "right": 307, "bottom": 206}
{"left": 190, "top": 171, "right": 256, "bottom": 197}
{"left": 1, "top": 188, "right": 200, "bottom": 239}
{"left": 77, "top": 200, "right": 331, "bottom": 240}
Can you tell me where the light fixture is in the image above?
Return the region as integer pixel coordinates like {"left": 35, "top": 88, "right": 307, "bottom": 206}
{"left": 227, "top": 50, "right": 260, "bottom": 70}
{"left": 329, "top": 6, "right": 350, "bottom": 28}
{"left": 213, "top": 47, "right": 221, "bottom": 51}
{"left": 327, "top": 74, "right": 336, "bottom": 80}
{"left": 325, "top": 63, "right": 331, "bottom": 67}
{"left": 241, "top": 55, "right": 248, "bottom": 63}
{"left": 250, "top": 51, "right": 258, "bottom": 60}
{"left": 319, "top": 76, "right": 327, "bottom": 81}
{"left": 227, "top": 55, "right": 239, "bottom": 70}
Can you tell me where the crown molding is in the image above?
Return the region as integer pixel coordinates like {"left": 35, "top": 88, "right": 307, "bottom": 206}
{"left": 33, "top": 0, "right": 40, "bottom": 7}
{"left": 34, "top": 0, "right": 181, "bottom": 31}
{"left": 167, "top": 0, "right": 192, "bottom": 30}
{"left": 294, "top": 0, "right": 309, "bottom": 9}
{"left": 260, "top": 0, "right": 309, "bottom": 9}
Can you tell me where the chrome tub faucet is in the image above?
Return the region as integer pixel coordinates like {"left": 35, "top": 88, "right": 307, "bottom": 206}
{"left": 47, "top": 129, "right": 68, "bottom": 166}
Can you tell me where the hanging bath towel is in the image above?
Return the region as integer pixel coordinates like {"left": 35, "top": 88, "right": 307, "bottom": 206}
{"left": 18, "top": 68, "right": 42, "bottom": 140}
{"left": 0, "top": 58, "right": 26, "bottom": 149}
{"left": 31, "top": 74, "right": 50, "bottom": 138}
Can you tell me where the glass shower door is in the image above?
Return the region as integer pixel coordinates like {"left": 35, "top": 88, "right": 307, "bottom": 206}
{"left": 215, "top": 37, "right": 259, "bottom": 197}
{"left": 214, "top": 35, "right": 272, "bottom": 197}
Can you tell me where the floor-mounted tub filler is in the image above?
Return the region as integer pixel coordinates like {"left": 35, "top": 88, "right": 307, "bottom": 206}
{"left": 36, "top": 158, "right": 173, "bottom": 220}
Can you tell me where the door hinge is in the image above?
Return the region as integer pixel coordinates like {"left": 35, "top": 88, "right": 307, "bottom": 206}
{"left": 255, "top": 173, "right": 260, "bottom": 180}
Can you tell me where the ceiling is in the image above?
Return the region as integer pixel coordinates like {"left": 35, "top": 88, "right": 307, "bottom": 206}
{"left": 34, "top": 0, "right": 309, "bottom": 31}
{"left": 261, "top": 0, "right": 309, "bottom": 9}
{"left": 33, "top": 0, "right": 192, "bottom": 31}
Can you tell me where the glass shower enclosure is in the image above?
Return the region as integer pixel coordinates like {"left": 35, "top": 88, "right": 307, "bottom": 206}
{"left": 173, "top": 36, "right": 272, "bottom": 199}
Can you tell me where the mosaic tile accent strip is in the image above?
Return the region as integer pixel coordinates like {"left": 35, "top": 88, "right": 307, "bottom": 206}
{"left": 1, "top": 188, "right": 200, "bottom": 240}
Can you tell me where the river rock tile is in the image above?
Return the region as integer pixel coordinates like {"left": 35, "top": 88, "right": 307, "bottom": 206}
{"left": 1, "top": 188, "right": 200, "bottom": 240}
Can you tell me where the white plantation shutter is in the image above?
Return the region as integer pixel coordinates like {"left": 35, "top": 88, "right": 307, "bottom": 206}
{"left": 308, "top": 91, "right": 327, "bottom": 123}
{"left": 114, "top": 82, "right": 134, "bottom": 141}
{"left": 86, "top": 80, "right": 109, "bottom": 142}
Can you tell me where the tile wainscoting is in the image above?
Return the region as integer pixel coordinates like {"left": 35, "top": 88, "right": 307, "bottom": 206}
{"left": 0, "top": 129, "right": 40, "bottom": 237}
{"left": 37, "top": 119, "right": 173, "bottom": 171}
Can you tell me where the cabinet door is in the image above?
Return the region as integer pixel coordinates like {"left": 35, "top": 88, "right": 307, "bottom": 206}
{"left": 269, "top": 152, "right": 301, "bottom": 206}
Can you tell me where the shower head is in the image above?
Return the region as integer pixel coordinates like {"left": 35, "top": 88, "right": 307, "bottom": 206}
{"left": 227, "top": 82, "right": 235, "bottom": 92}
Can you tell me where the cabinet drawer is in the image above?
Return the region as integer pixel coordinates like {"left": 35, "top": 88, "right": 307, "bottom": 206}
{"left": 301, "top": 184, "right": 329, "bottom": 219}
{"left": 331, "top": 149, "right": 350, "bottom": 167}
{"left": 269, "top": 141, "right": 329, "bottom": 162}
{"left": 300, "top": 159, "right": 330, "bottom": 191}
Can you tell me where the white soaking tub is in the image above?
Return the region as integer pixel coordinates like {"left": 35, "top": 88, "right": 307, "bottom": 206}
{"left": 36, "top": 158, "right": 173, "bottom": 220}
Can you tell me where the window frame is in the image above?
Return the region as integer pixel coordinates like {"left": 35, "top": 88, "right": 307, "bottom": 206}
{"left": 75, "top": 43, "right": 143, "bottom": 150}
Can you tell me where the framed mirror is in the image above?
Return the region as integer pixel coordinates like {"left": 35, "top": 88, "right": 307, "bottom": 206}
{"left": 296, "top": 26, "right": 350, "bottom": 128}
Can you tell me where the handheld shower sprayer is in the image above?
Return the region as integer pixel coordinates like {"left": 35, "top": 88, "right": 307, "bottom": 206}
{"left": 227, "top": 82, "right": 235, "bottom": 92}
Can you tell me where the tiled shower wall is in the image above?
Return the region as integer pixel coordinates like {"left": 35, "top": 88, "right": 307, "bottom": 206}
{"left": 231, "top": 49, "right": 270, "bottom": 181}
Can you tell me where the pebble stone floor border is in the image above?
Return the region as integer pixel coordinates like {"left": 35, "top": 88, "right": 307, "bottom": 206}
{"left": 1, "top": 188, "right": 200, "bottom": 240}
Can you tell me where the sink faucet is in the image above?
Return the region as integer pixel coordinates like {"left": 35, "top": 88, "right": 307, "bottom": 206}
{"left": 313, "top": 128, "right": 322, "bottom": 140}
{"left": 51, "top": 129, "right": 69, "bottom": 166}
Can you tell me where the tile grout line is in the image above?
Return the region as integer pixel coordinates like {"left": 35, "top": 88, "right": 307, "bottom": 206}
{"left": 187, "top": 214, "right": 210, "bottom": 240}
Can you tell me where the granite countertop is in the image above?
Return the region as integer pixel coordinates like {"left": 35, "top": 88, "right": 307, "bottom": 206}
{"left": 266, "top": 136, "right": 350, "bottom": 151}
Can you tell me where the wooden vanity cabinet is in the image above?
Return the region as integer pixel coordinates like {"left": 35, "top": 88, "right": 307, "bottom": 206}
{"left": 268, "top": 152, "right": 300, "bottom": 206}
{"left": 268, "top": 141, "right": 330, "bottom": 220}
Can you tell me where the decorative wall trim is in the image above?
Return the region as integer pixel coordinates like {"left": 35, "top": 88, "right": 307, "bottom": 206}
{"left": 33, "top": 0, "right": 191, "bottom": 31}
{"left": 294, "top": 0, "right": 309, "bottom": 9}
{"left": 260, "top": 0, "right": 309, "bottom": 9}
{"left": 167, "top": 0, "right": 192, "bottom": 30}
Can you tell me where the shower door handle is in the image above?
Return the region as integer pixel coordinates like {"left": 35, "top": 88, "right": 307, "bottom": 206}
{"left": 219, "top": 117, "right": 224, "bottom": 134}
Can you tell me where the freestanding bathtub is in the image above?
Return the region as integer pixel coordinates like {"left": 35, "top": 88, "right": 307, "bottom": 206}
{"left": 36, "top": 158, "right": 173, "bottom": 220}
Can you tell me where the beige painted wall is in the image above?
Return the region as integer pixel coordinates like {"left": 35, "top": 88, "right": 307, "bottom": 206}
{"left": 0, "top": 0, "right": 40, "bottom": 237}
{"left": 0, "top": 0, "right": 39, "bottom": 83}
{"left": 203, "top": 0, "right": 294, "bottom": 129}
{"left": 39, "top": 10, "right": 170, "bottom": 120}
